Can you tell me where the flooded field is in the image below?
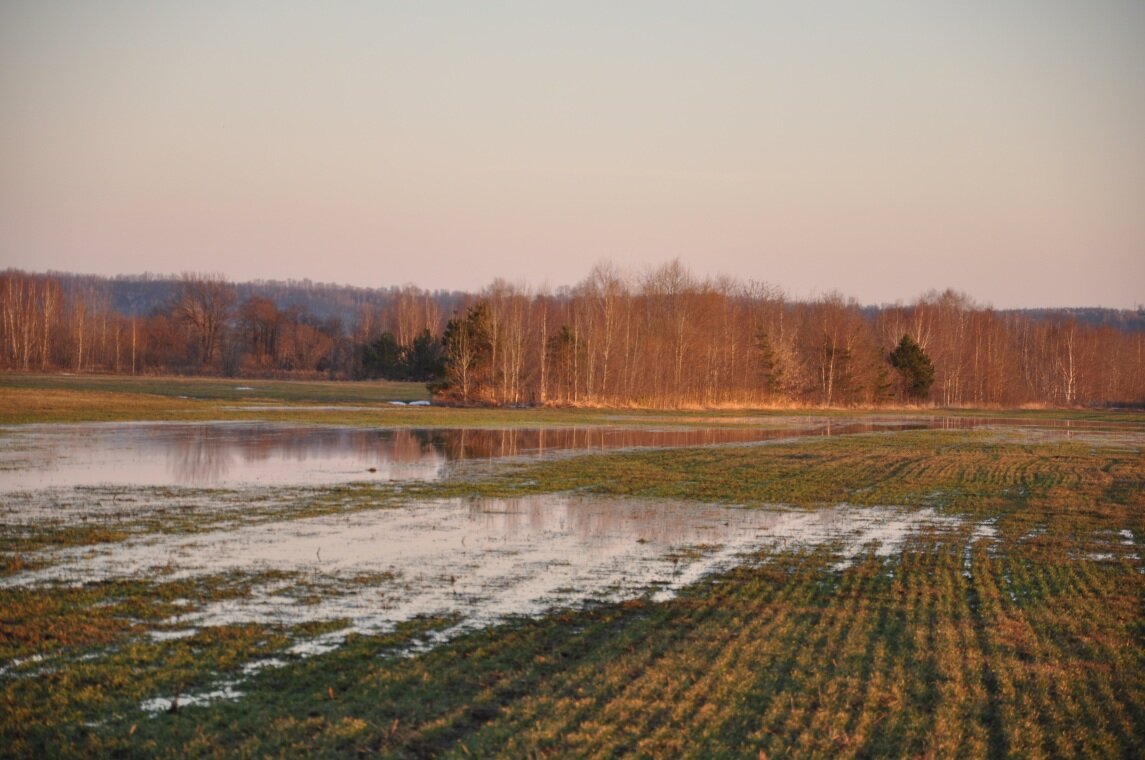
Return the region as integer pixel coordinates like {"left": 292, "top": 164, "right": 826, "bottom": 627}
{"left": 0, "top": 420, "right": 1013, "bottom": 651}
{"left": 3, "top": 411, "right": 1143, "bottom": 757}
{"left": 0, "top": 421, "right": 918, "bottom": 490}
{"left": 3, "top": 495, "right": 983, "bottom": 634}
{"left": 1, "top": 416, "right": 1135, "bottom": 491}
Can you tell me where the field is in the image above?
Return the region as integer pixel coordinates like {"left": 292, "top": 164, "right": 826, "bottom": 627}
{"left": 1, "top": 374, "right": 1143, "bottom": 758}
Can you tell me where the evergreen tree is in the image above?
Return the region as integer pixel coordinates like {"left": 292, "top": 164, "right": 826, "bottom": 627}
{"left": 406, "top": 329, "right": 444, "bottom": 381}
{"left": 888, "top": 334, "right": 935, "bottom": 401}
{"left": 755, "top": 328, "right": 782, "bottom": 397}
{"left": 360, "top": 332, "right": 404, "bottom": 379}
{"left": 438, "top": 303, "right": 492, "bottom": 401}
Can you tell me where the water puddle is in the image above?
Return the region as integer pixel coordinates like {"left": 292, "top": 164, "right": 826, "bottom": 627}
{"left": 1087, "top": 528, "right": 1141, "bottom": 563}
{"left": 140, "top": 684, "right": 244, "bottom": 715}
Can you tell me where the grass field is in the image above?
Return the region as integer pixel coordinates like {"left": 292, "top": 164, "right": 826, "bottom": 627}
{"left": 3, "top": 372, "right": 1140, "bottom": 426}
{"left": 1, "top": 374, "right": 1143, "bottom": 757}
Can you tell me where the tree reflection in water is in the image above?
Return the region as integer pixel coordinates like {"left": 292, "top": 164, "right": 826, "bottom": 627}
{"left": 4, "top": 423, "right": 840, "bottom": 489}
{"left": 2, "top": 418, "right": 1128, "bottom": 491}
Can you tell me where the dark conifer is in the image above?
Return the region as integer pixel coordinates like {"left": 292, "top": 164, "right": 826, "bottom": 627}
{"left": 888, "top": 334, "right": 935, "bottom": 400}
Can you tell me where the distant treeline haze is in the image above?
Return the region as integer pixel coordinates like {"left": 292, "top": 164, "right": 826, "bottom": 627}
{"left": 2, "top": 264, "right": 1143, "bottom": 407}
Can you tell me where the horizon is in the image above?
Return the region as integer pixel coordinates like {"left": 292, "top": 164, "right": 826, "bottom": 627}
{"left": 2, "top": 3, "right": 1143, "bottom": 309}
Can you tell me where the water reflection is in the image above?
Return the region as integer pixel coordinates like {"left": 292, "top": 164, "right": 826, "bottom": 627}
{"left": 1, "top": 423, "right": 885, "bottom": 490}
{"left": 0, "top": 425, "right": 450, "bottom": 490}
{"left": 420, "top": 426, "right": 805, "bottom": 458}
{"left": 464, "top": 496, "right": 751, "bottom": 549}
{"left": 1, "top": 417, "right": 1139, "bottom": 491}
{"left": 169, "top": 426, "right": 233, "bottom": 484}
{"left": 164, "top": 426, "right": 447, "bottom": 485}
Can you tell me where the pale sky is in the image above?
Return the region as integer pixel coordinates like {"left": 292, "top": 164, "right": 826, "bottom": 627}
{"left": 2, "top": 1, "right": 1143, "bottom": 308}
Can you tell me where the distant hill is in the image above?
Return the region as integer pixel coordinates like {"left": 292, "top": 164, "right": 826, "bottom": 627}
{"left": 859, "top": 304, "right": 1145, "bottom": 333}
{"left": 1004, "top": 308, "right": 1145, "bottom": 333}
{"left": 55, "top": 273, "right": 468, "bottom": 326}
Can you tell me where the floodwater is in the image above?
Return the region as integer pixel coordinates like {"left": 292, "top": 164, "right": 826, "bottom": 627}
{"left": 1, "top": 423, "right": 450, "bottom": 490}
{"left": 77, "top": 495, "right": 980, "bottom": 714}
{"left": 0, "top": 421, "right": 916, "bottom": 491}
{"left": 3, "top": 494, "right": 980, "bottom": 634}
{"left": 4, "top": 416, "right": 1136, "bottom": 492}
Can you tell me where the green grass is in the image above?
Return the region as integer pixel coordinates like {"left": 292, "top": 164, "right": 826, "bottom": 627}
{"left": 5, "top": 370, "right": 1142, "bottom": 427}
{"left": 5, "top": 532, "right": 1141, "bottom": 757}
{"left": 0, "top": 372, "right": 431, "bottom": 404}
{"left": 0, "top": 373, "right": 428, "bottom": 425}
{"left": 0, "top": 372, "right": 753, "bottom": 427}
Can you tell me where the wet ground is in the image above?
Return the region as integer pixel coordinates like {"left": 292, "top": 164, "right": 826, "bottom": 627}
{"left": 3, "top": 416, "right": 1142, "bottom": 713}
{"left": 6, "top": 416, "right": 1113, "bottom": 639}
{"left": 4, "top": 494, "right": 979, "bottom": 635}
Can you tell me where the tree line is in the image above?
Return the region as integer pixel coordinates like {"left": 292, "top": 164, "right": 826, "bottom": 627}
{"left": 2, "top": 265, "right": 1143, "bottom": 407}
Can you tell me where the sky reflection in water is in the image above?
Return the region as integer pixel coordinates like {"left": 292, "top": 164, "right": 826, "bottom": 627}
{"left": 2, "top": 418, "right": 1133, "bottom": 492}
{"left": 5, "top": 494, "right": 977, "bottom": 639}
{"left": 0, "top": 422, "right": 887, "bottom": 490}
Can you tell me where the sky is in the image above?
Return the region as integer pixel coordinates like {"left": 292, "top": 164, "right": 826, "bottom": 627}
{"left": 1, "top": 2, "right": 1143, "bottom": 308}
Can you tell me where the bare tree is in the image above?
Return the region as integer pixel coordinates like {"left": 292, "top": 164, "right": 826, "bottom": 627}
{"left": 240, "top": 296, "right": 281, "bottom": 369}
{"left": 174, "top": 273, "right": 237, "bottom": 368}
